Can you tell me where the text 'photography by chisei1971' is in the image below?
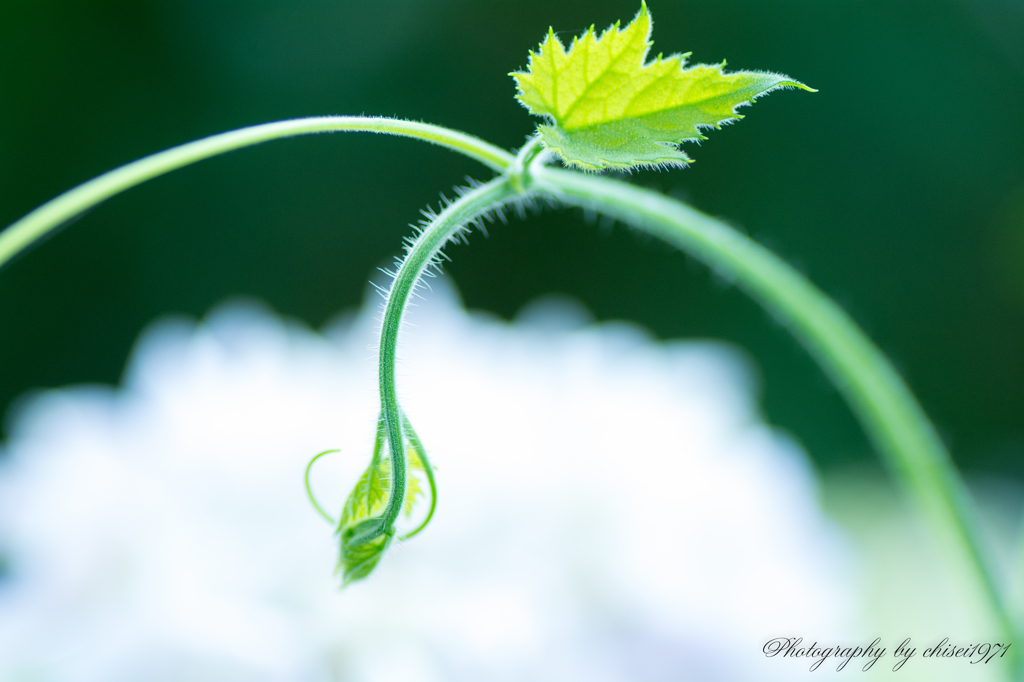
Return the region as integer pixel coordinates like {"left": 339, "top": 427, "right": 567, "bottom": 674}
{"left": 763, "top": 636, "right": 1013, "bottom": 673}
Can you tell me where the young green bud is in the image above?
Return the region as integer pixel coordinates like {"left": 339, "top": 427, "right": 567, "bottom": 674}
{"left": 334, "top": 420, "right": 433, "bottom": 585}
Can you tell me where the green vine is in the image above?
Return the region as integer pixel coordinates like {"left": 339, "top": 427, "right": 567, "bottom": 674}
{"left": 0, "top": 117, "right": 512, "bottom": 271}
{"left": 369, "top": 175, "right": 518, "bottom": 546}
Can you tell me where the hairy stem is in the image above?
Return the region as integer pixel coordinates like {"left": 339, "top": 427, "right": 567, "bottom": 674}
{"left": 377, "top": 176, "right": 519, "bottom": 532}
{"left": 0, "top": 117, "right": 514, "bottom": 271}
{"left": 533, "top": 164, "right": 1016, "bottom": 667}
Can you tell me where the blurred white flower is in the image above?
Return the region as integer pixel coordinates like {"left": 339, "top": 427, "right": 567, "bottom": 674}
{"left": 0, "top": 279, "right": 855, "bottom": 681}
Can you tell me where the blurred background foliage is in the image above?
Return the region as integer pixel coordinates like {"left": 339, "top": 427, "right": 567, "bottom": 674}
{"left": 1, "top": 0, "right": 1022, "bottom": 477}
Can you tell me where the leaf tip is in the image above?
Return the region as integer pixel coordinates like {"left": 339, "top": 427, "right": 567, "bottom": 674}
{"left": 774, "top": 78, "right": 818, "bottom": 93}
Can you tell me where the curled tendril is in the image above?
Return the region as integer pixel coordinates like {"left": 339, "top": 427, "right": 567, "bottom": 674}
{"left": 398, "top": 415, "right": 437, "bottom": 541}
{"left": 304, "top": 449, "right": 341, "bottom": 525}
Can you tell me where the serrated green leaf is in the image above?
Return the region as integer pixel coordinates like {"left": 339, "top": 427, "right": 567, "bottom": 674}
{"left": 511, "top": 2, "right": 814, "bottom": 170}
{"left": 336, "top": 448, "right": 428, "bottom": 585}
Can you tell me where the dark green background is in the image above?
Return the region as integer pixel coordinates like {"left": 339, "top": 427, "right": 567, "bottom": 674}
{"left": 2, "top": 0, "right": 1022, "bottom": 475}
